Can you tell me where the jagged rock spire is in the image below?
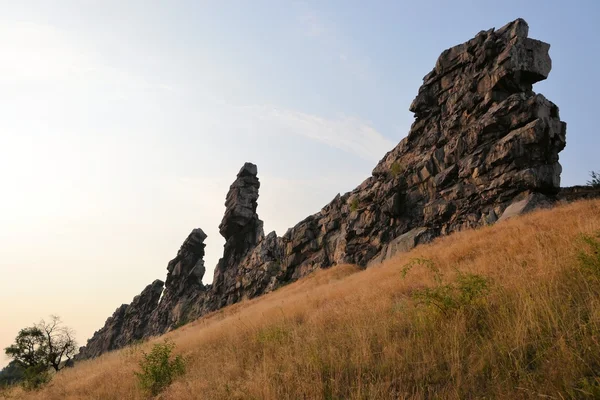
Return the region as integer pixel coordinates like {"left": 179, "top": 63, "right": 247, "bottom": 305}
{"left": 218, "top": 163, "right": 264, "bottom": 245}
{"left": 147, "top": 228, "right": 208, "bottom": 335}
{"left": 211, "top": 162, "right": 265, "bottom": 306}
{"left": 165, "top": 228, "right": 207, "bottom": 289}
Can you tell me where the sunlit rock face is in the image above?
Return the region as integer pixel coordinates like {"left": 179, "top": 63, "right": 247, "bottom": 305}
{"left": 77, "top": 19, "right": 572, "bottom": 360}
{"left": 262, "top": 18, "right": 566, "bottom": 274}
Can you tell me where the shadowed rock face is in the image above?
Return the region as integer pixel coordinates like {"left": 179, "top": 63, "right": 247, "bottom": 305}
{"left": 209, "top": 163, "right": 265, "bottom": 308}
{"left": 77, "top": 19, "right": 573, "bottom": 360}
{"left": 146, "top": 228, "right": 208, "bottom": 335}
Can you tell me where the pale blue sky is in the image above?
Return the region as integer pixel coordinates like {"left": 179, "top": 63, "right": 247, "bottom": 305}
{"left": 1, "top": 0, "right": 598, "bottom": 366}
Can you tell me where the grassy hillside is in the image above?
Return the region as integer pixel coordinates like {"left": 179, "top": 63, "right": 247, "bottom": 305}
{"left": 3, "top": 199, "right": 600, "bottom": 399}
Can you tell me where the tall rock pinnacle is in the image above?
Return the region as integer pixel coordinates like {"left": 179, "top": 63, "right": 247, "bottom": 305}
{"left": 147, "top": 228, "right": 208, "bottom": 334}
{"left": 211, "top": 162, "right": 265, "bottom": 307}
{"left": 219, "top": 163, "right": 264, "bottom": 246}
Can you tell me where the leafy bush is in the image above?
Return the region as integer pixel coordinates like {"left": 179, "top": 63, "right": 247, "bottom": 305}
{"left": 21, "top": 365, "right": 50, "bottom": 391}
{"left": 135, "top": 340, "right": 186, "bottom": 396}
{"left": 587, "top": 171, "right": 600, "bottom": 188}
{"left": 0, "top": 361, "right": 25, "bottom": 388}
{"left": 401, "top": 258, "right": 490, "bottom": 315}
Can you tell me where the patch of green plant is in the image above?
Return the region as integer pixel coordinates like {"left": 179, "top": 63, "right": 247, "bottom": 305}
{"left": 401, "top": 258, "right": 490, "bottom": 316}
{"left": 390, "top": 161, "right": 405, "bottom": 178}
{"left": 349, "top": 197, "right": 360, "bottom": 212}
{"left": 21, "top": 365, "right": 50, "bottom": 391}
{"left": 135, "top": 339, "right": 186, "bottom": 396}
{"left": 574, "top": 376, "right": 600, "bottom": 398}
{"left": 587, "top": 171, "right": 600, "bottom": 188}
{"left": 0, "top": 360, "right": 25, "bottom": 388}
{"left": 577, "top": 232, "right": 600, "bottom": 278}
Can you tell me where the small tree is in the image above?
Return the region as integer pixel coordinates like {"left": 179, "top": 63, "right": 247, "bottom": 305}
{"left": 4, "top": 327, "right": 47, "bottom": 369}
{"left": 587, "top": 171, "right": 600, "bottom": 188}
{"left": 4, "top": 315, "right": 76, "bottom": 388}
{"left": 36, "top": 316, "right": 77, "bottom": 371}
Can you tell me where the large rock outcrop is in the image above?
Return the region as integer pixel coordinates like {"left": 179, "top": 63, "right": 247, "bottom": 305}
{"left": 78, "top": 19, "right": 573, "bottom": 360}
{"left": 238, "top": 18, "right": 566, "bottom": 282}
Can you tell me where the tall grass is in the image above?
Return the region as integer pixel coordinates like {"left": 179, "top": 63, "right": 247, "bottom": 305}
{"left": 4, "top": 199, "right": 600, "bottom": 399}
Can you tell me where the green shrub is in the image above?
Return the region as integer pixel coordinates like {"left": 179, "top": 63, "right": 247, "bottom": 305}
{"left": 401, "top": 258, "right": 490, "bottom": 316}
{"left": 21, "top": 365, "right": 50, "bottom": 391}
{"left": 349, "top": 197, "right": 359, "bottom": 212}
{"left": 0, "top": 360, "right": 25, "bottom": 388}
{"left": 135, "top": 339, "right": 186, "bottom": 396}
{"left": 587, "top": 171, "right": 600, "bottom": 188}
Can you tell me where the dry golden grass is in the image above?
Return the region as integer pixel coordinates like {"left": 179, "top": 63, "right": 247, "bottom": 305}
{"left": 4, "top": 199, "right": 600, "bottom": 399}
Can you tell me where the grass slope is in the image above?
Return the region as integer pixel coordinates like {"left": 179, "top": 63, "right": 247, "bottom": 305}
{"left": 3, "top": 199, "right": 600, "bottom": 399}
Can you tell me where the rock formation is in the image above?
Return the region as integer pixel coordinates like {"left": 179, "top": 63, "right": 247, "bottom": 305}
{"left": 78, "top": 18, "right": 580, "bottom": 360}
{"left": 208, "top": 163, "right": 267, "bottom": 309}
{"left": 245, "top": 17, "right": 566, "bottom": 280}
{"left": 76, "top": 279, "right": 163, "bottom": 359}
{"left": 146, "top": 228, "right": 208, "bottom": 335}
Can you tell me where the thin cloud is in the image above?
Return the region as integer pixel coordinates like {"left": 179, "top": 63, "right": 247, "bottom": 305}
{"left": 0, "top": 21, "right": 175, "bottom": 93}
{"left": 241, "top": 105, "right": 394, "bottom": 162}
{"left": 297, "top": 10, "right": 374, "bottom": 82}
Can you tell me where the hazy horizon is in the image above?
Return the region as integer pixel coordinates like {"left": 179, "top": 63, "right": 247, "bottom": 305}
{"left": 2, "top": 0, "right": 599, "bottom": 368}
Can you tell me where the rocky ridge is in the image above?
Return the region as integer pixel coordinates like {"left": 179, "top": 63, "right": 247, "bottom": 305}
{"left": 77, "top": 19, "right": 588, "bottom": 360}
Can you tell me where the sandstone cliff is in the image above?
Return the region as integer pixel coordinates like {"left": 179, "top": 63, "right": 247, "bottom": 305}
{"left": 77, "top": 19, "right": 579, "bottom": 360}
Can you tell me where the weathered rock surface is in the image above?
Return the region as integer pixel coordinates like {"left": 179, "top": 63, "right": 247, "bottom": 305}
{"left": 78, "top": 19, "right": 575, "bottom": 360}
{"left": 238, "top": 18, "right": 566, "bottom": 285}
{"left": 77, "top": 229, "right": 208, "bottom": 358}
{"left": 76, "top": 279, "right": 163, "bottom": 359}
{"left": 497, "top": 191, "right": 553, "bottom": 222}
{"left": 368, "top": 227, "right": 436, "bottom": 266}
{"left": 208, "top": 163, "right": 266, "bottom": 309}
{"left": 146, "top": 228, "right": 208, "bottom": 335}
